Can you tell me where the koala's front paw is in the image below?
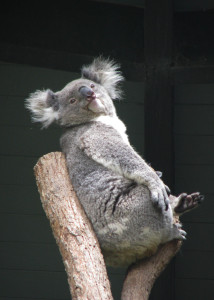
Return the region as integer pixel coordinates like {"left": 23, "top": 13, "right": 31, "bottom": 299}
{"left": 149, "top": 180, "right": 170, "bottom": 211}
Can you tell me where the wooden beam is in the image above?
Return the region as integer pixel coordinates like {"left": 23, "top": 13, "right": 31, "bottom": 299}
{"left": 0, "top": 42, "right": 93, "bottom": 73}
{"left": 144, "top": 0, "right": 174, "bottom": 186}
{"left": 2, "top": 42, "right": 214, "bottom": 84}
{"left": 0, "top": 42, "right": 145, "bottom": 82}
{"left": 144, "top": 1, "right": 174, "bottom": 300}
{"left": 172, "top": 65, "right": 214, "bottom": 84}
{"left": 144, "top": 67, "right": 174, "bottom": 186}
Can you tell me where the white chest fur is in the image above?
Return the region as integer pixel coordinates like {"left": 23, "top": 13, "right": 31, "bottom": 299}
{"left": 95, "top": 115, "right": 130, "bottom": 144}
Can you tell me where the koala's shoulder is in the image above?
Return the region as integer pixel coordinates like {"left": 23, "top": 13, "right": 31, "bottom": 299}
{"left": 82, "top": 121, "right": 123, "bottom": 141}
{"left": 61, "top": 120, "right": 123, "bottom": 150}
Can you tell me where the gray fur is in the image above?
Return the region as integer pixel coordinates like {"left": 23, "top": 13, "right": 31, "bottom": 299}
{"left": 25, "top": 58, "right": 201, "bottom": 267}
{"left": 81, "top": 57, "right": 124, "bottom": 100}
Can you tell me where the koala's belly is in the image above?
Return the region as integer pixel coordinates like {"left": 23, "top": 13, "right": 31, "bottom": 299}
{"left": 102, "top": 236, "right": 160, "bottom": 267}
{"left": 68, "top": 161, "right": 174, "bottom": 266}
{"left": 94, "top": 184, "right": 174, "bottom": 266}
{"left": 99, "top": 219, "right": 164, "bottom": 267}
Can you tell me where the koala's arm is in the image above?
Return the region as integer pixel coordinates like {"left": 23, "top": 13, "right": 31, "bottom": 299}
{"left": 79, "top": 125, "right": 169, "bottom": 210}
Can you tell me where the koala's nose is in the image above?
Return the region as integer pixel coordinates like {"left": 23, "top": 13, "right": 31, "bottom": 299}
{"left": 79, "top": 86, "right": 95, "bottom": 99}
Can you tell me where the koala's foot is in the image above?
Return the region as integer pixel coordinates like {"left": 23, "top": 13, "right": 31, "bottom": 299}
{"left": 174, "top": 192, "right": 204, "bottom": 215}
{"left": 172, "top": 223, "right": 187, "bottom": 240}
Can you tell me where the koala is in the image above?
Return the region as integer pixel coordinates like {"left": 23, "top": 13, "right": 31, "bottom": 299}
{"left": 26, "top": 57, "right": 203, "bottom": 267}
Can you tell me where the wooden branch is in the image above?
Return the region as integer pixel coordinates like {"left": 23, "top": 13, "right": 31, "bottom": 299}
{"left": 121, "top": 239, "right": 182, "bottom": 300}
{"left": 34, "top": 152, "right": 113, "bottom": 300}
{"left": 34, "top": 151, "right": 182, "bottom": 300}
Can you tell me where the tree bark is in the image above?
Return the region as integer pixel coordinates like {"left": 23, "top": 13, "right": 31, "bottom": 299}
{"left": 34, "top": 152, "right": 181, "bottom": 300}
{"left": 121, "top": 240, "right": 182, "bottom": 300}
{"left": 34, "top": 152, "right": 113, "bottom": 300}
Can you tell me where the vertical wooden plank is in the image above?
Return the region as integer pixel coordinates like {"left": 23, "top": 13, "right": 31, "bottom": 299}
{"left": 144, "top": 0, "right": 173, "bottom": 65}
{"left": 144, "top": 67, "right": 173, "bottom": 186}
{"left": 144, "top": 1, "right": 174, "bottom": 300}
{"left": 144, "top": 0, "right": 174, "bottom": 187}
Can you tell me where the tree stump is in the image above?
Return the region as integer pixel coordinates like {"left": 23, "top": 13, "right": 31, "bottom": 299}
{"left": 34, "top": 152, "right": 182, "bottom": 300}
{"left": 34, "top": 152, "right": 113, "bottom": 300}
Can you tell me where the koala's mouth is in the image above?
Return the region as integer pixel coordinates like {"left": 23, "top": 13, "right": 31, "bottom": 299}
{"left": 86, "top": 93, "right": 96, "bottom": 102}
{"left": 86, "top": 96, "right": 105, "bottom": 113}
{"left": 79, "top": 86, "right": 105, "bottom": 113}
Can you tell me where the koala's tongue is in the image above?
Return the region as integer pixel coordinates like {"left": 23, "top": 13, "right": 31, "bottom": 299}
{"left": 87, "top": 98, "right": 105, "bottom": 113}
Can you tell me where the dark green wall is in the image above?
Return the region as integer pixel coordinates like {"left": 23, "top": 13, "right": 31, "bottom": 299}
{"left": 173, "top": 84, "right": 214, "bottom": 300}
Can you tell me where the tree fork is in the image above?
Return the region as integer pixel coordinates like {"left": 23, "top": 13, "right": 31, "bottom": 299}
{"left": 121, "top": 240, "right": 182, "bottom": 300}
{"left": 34, "top": 152, "right": 181, "bottom": 300}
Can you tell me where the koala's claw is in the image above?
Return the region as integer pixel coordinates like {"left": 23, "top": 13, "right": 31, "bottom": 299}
{"left": 173, "top": 223, "right": 187, "bottom": 240}
{"left": 150, "top": 187, "right": 169, "bottom": 211}
{"left": 165, "top": 185, "right": 171, "bottom": 195}
{"left": 156, "top": 171, "right": 162, "bottom": 178}
{"left": 179, "top": 229, "right": 187, "bottom": 240}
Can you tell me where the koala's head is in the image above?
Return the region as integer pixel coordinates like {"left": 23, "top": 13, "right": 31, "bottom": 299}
{"left": 26, "top": 57, "right": 124, "bottom": 128}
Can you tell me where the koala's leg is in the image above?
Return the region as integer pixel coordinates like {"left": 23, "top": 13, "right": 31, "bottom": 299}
{"left": 170, "top": 192, "right": 204, "bottom": 216}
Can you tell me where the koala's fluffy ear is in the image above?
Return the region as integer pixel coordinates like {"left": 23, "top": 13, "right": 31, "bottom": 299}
{"left": 81, "top": 57, "right": 124, "bottom": 100}
{"left": 25, "top": 89, "right": 59, "bottom": 128}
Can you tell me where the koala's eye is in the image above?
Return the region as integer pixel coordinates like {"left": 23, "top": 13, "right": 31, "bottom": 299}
{"left": 90, "top": 83, "right": 95, "bottom": 89}
{"left": 70, "top": 98, "right": 77, "bottom": 104}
